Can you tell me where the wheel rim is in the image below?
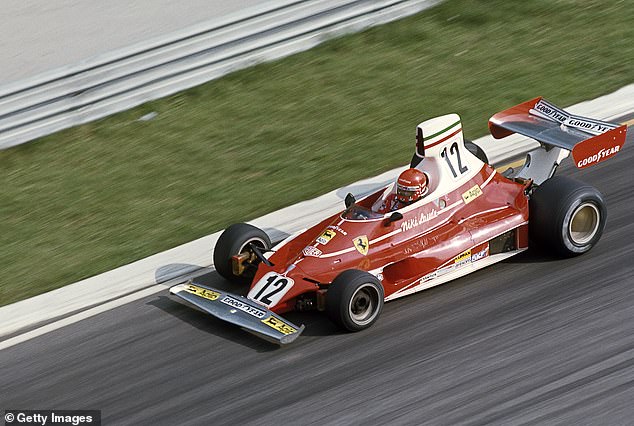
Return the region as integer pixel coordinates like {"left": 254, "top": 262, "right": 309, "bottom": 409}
{"left": 569, "top": 202, "right": 600, "bottom": 245}
{"left": 236, "top": 237, "right": 267, "bottom": 276}
{"left": 349, "top": 284, "right": 380, "bottom": 326}
{"left": 237, "top": 237, "right": 267, "bottom": 255}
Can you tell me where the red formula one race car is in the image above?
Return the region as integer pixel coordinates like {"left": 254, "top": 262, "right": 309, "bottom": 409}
{"left": 171, "top": 98, "right": 629, "bottom": 344}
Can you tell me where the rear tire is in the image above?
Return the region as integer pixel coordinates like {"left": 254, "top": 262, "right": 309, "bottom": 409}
{"left": 529, "top": 176, "right": 606, "bottom": 257}
{"left": 213, "top": 223, "right": 271, "bottom": 284}
{"left": 326, "top": 270, "right": 384, "bottom": 332}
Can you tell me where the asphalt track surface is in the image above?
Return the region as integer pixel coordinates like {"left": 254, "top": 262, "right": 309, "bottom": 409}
{"left": 2, "top": 131, "right": 634, "bottom": 424}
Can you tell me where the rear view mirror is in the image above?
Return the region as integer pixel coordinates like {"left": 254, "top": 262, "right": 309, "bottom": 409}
{"left": 384, "top": 212, "right": 403, "bottom": 226}
{"left": 345, "top": 193, "right": 356, "bottom": 209}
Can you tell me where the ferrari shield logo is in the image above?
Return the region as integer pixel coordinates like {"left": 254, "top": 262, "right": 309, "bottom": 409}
{"left": 353, "top": 235, "right": 369, "bottom": 256}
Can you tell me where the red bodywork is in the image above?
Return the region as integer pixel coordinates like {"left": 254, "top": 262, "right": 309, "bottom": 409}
{"left": 250, "top": 163, "right": 529, "bottom": 314}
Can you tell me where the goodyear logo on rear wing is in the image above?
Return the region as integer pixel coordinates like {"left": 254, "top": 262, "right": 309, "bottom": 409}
{"left": 532, "top": 99, "right": 618, "bottom": 135}
{"left": 262, "top": 316, "right": 298, "bottom": 335}
{"left": 532, "top": 99, "right": 570, "bottom": 125}
{"left": 184, "top": 284, "right": 221, "bottom": 301}
{"left": 462, "top": 184, "right": 482, "bottom": 204}
{"left": 221, "top": 295, "right": 266, "bottom": 319}
{"left": 577, "top": 146, "right": 620, "bottom": 168}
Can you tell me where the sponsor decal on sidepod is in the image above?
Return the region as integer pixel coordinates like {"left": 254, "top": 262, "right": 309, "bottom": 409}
{"left": 454, "top": 249, "right": 472, "bottom": 266}
{"left": 420, "top": 245, "right": 489, "bottom": 284}
{"left": 302, "top": 246, "right": 323, "bottom": 257}
{"left": 471, "top": 246, "right": 489, "bottom": 262}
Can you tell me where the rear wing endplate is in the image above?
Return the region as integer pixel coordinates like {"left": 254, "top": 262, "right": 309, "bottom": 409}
{"left": 489, "top": 97, "right": 629, "bottom": 168}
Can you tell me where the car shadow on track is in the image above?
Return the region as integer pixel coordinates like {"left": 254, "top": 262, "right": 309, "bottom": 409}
{"left": 148, "top": 295, "right": 280, "bottom": 352}
{"left": 285, "top": 311, "right": 342, "bottom": 338}
{"left": 155, "top": 263, "right": 213, "bottom": 285}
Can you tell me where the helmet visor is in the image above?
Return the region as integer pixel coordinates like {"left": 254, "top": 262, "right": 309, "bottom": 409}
{"left": 397, "top": 185, "right": 419, "bottom": 199}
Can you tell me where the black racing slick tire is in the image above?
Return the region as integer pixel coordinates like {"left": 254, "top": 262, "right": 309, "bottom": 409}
{"left": 326, "top": 270, "right": 384, "bottom": 332}
{"left": 529, "top": 176, "right": 606, "bottom": 257}
{"left": 213, "top": 223, "right": 271, "bottom": 284}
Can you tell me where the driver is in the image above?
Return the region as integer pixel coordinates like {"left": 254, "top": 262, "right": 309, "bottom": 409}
{"left": 375, "top": 168, "right": 429, "bottom": 213}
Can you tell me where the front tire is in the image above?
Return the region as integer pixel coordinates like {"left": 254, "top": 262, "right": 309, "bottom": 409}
{"left": 529, "top": 176, "right": 606, "bottom": 257}
{"left": 213, "top": 223, "right": 271, "bottom": 284}
{"left": 326, "top": 270, "right": 384, "bottom": 332}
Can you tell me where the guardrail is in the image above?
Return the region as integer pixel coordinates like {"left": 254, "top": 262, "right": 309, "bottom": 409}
{"left": 0, "top": 0, "right": 439, "bottom": 150}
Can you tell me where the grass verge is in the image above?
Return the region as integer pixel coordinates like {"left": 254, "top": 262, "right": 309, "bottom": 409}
{"left": 1, "top": 0, "right": 633, "bottom": 305}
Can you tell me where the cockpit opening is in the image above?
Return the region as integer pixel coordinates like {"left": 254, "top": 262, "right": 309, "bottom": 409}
{"left": 341, "top": 204, "right": 384, "bottom": 221}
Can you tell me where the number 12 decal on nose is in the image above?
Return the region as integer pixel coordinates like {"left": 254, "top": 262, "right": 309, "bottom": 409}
{"left": 248, "top": 272, "right": 295, "bottom": 307}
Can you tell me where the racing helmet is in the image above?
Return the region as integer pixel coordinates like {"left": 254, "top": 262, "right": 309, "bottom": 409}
{"left": 396, "top": 168, "right": 428, "bottom": 204}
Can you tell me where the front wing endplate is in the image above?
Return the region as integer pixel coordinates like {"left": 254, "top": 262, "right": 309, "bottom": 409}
{"left": 169, "top": 281, "right": 304, "bottom": 345}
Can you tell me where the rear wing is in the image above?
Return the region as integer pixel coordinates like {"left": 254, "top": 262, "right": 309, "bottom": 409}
{"left": 489, "top": 97, "right": 628, "bottom": 168}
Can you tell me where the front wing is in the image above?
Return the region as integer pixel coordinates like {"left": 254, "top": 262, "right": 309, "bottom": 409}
{"left": 170, "top": 281, "right": 304, "bottom": 345}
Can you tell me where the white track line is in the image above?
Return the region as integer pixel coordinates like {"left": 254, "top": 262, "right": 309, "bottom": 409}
{"left": 0, "top": 287, "right": 162, "bottom": 350}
